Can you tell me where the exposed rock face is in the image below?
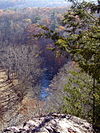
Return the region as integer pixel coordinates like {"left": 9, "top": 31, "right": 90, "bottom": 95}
{"left": 0, "top": 69, "right": 19, "bottom": 109}
{"left": 0, "top": 69, "right": 15, "bottom": 110}
{"left": 0, "top": 68, "right": 45, "bottom": 132}
{"left": 3, "top": 113, "right": 93, "bottom": 133}
{"left": 0, "top": 69, "right": 22, "bottom": 131}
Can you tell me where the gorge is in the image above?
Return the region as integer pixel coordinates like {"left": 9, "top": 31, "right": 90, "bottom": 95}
{"left": 0, "top": 0, "right": 99, "bottom": 132}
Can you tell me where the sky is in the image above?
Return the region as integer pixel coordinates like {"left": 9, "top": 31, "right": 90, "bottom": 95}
{"left": 0, "top": 0, "right": 97, "bottom": 2}
{"left": 0, "top": 0, "right": 97, "bottom": 9}
{"left": 0, "top": 0, "right": 71, "bottom": 8}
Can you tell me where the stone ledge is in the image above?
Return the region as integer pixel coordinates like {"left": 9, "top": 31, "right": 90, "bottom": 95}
{"left": 3, "top": 113, "right": 93, "bottom": 133}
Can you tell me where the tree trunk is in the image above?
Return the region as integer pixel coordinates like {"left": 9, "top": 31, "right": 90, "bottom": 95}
{"left": 92, "top": 78, "right": 96, "bottom": 132}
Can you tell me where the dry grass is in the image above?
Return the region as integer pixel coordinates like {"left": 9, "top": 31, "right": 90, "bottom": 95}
{"left": 18, "top": 97, "right": 45, "bottom": 117}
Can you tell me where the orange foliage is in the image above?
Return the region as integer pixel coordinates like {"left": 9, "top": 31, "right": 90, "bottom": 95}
{"left": 19, "top": 97, "right": 45, "bottom": 116}
{"left": 0, "top": 10, "right": 4, "bottom": 16}
{"left": 57, "top": 26, "right": 65, "bottom": 31}
{"left": 42, "top": 18, "right": 51, "bottom": 26}
{"left": 26, "top": 24, "right": 42, "bottom": 34}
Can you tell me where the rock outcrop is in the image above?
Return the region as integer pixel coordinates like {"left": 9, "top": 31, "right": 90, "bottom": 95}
{"left": 0, "top": 68, "right": 22, "bottom": 131}
{"left": 0, "top": 69, "right": 19, "bottom": 110}
{"left": 0, "top": 68, "right": 45, "bottom": 132}
{"left": 3, "top": 113, "right": 93, "bottom": 133}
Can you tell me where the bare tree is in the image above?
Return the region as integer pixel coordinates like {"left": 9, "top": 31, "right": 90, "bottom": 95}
{"left": 0, "top": 44, "right": 43, "bottom": 97}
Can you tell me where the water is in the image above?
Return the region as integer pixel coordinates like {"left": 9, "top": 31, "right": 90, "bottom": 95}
{"left": 40, "top": 69, "right": 55, "bottom": 100}
{"left": 39, "top": 51, "right": 69, "bottom": 100}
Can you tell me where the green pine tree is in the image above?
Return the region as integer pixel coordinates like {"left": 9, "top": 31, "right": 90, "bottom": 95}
{"left": 34, "top": 0, "right": 100, "bottom": 130}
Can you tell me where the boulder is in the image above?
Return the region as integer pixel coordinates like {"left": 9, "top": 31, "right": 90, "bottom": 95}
{"left": 3, "top": 113, "right": 93, "bottom": 133}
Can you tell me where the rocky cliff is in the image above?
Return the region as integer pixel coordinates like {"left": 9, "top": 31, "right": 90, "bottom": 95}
{"left": 0, "top": 68, "right": 22, "bottom": 131}
{"left": 0, "top": 69, "right": 19, "bottom": 109}
{"left": 3, "top": 113, "right": 93, "bottom": 133}
{"left": 0, "top": 68, "right": 44, "bottom": 132}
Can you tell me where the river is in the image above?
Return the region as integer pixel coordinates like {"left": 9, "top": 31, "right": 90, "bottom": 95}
{"left": 40, "top": 68, "right": 57, "bottom": 99}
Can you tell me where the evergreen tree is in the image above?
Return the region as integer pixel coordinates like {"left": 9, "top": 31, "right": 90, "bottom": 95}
{"left": 55, "top": 1, "right": 100, "bottom": 128}
{"left": 35, "top": 0, "right": 100, "bottom": 130}
{"left": 62, "top": 67, "right": 100, "bottom": 127}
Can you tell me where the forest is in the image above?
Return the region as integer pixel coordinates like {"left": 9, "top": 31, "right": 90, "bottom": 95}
{"left": 0, "top": 0, "right": 100, "bottom": 133}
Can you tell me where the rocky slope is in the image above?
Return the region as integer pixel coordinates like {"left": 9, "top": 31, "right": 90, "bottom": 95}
{"left": 3, "top": 113, "right": 93, "bottom": 133}
{"left": 0, "top": 68, "right": 45, "bottom": 132}
{"left": 0, "top": 68, "right": 19, "bottom": 115}
{"left": 0, "top": 68, "right": 20, "bottom": 130}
